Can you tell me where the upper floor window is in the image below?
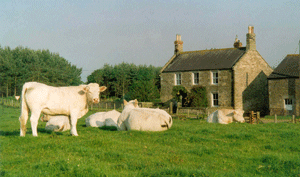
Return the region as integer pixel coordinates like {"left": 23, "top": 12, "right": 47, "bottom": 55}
{"left": 193, "top": 72, "right": 199, "bottom": 85}
{"left": 175, "top": 73, "right": 181, "bottom": 85}
{"left": 212, "top": 71, "right": 218, "bottom": 85}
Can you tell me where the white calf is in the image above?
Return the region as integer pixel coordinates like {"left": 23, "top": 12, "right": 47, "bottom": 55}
{"left": 45, "top": 116, "right": 70, "bottom": 132}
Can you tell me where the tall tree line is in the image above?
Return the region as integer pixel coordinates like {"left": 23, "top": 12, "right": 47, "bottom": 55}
{"left": 0, "top": 46, "right": 82, "bottom": 97}
{"left": 87, "top": 63, "right": 161, "bottom": 102}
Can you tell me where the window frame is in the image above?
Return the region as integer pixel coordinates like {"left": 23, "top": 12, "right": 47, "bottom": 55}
{"left": 212, "top": 92, "right": 219, "bottom": 107}
{"left": 284, "top": 98, "right": 293, "bottom": 111}
{"left": 175, "top": 73, "right": 182, "bottom": 85}
{"left": 193, "top": 72, "right": 199, "bottom": 85}
{"left": 211, "top": 71, "right": 219, "bottom": 85}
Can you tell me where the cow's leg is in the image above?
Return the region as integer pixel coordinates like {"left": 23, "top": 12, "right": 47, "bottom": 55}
{"left": 30, "top": 111, "right": 41, "bottom": 137}
{"left": 70, "top": 113, "right": 79, "bottom": 136}
{"left": 19, "top": 108, "right": 29, "bottom": 137}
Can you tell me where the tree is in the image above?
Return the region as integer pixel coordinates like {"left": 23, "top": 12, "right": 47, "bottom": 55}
{"left": 0, "top": 45, "right": 82, "bottom": 97}
{"left": 87, "top": 62, "right": 161, "bottom": 102}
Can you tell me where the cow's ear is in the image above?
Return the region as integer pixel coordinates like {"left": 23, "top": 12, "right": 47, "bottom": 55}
{"left": 83, "top": 86, "right": 90, "bottom": 92}
{"left": 124, "top": 100, "right": 128, "bottom": 105}
{"left": 99, "top": 86, "right": 107, "bottom": 92}
{"left": 134, "top": 99, "right": 138, "bottom": 107}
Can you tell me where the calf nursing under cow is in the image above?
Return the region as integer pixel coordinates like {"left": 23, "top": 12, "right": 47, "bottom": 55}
{"left": 19, "top": 82, "right": 107, "bottom": 136}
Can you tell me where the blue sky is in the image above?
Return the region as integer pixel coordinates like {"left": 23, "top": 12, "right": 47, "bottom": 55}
{"left": 1, "top": 0, "right": 299, "bottom": 81}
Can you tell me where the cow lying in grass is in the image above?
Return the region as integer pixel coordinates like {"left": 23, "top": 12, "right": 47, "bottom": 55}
{"left": 19, "top": 82, "right": 107, "bottom": 136}
{"left": 45, "top": 116, "right": 71, "bottom": 132}
{"left": 207, "top": 109, "right": 245, "bottom": 124}
{"left": 85, "top": 110, "right": 121, "bottom": 128}
{"left": 117, "top": 99, "right": 173, "bottom": 131}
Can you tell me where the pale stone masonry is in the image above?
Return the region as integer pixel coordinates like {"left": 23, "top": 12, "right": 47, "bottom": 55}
{"left": 268, "top": 54, "right": 300, "bottom": 116}
{"left": 160, "top": 26, "right": 273, "bottom": 115}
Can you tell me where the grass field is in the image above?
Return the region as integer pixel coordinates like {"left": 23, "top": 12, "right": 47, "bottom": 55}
{"left": 0, "top": 105, "right": 300, "bottom": 177}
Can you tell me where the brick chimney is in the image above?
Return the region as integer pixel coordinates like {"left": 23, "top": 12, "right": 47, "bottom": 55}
{"left": 174, "top": 34, "right": 183, "bottom": 55}
{"left": 246, "top": 26, "right": 256, "bottom": 51}
{"left": 233, "top": 35, "right": 243, "bottom": 48}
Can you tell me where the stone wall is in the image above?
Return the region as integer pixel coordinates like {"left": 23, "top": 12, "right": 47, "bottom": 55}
{"left": 269, "top": 78, "right": 300, "bottom": 116}
{"left": 160, "top": 70, "right": 233, "bottom": 108}
{"left": 233, "top": 50, "right": 273, "bottom": 114}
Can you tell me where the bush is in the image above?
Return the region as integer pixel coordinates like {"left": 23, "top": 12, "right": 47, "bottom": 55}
{"left": 171, "top": 86, "right": 188, "bottom": 102}
{"left": 186, "top": 86, "right": 208, "bottom": 107}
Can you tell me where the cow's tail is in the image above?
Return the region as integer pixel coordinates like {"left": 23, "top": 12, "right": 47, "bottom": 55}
{"left": 19, "top": 82, "right": 31, "bottom": 136}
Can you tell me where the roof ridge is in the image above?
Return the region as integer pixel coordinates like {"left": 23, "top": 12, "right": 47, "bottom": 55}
{"left": 180, "top": 48, "right": 240, "bottom": 54}
{"left": 287, "top": 54, "right": 300, "bottom": 56}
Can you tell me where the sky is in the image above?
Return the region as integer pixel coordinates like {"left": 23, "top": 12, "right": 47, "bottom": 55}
{"left": 1, "top": 0, "right": 299, "bottom": 82}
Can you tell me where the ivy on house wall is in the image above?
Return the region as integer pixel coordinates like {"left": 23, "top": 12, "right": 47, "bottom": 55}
{"left": 186, "top": 86, "right": 208, "bottom": 107}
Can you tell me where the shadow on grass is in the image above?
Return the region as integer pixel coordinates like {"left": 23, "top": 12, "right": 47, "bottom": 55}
{"left": 99, "top": 126, "right": 118, "bottom": 131}
{"left": 0, "top": 128, "right": 65, "bottom": 137}
{"left": 38, "top": 128, "right": 63, "bottom": 135}
{"left": 0, "top": 130, "right": 20, "bottom": 136}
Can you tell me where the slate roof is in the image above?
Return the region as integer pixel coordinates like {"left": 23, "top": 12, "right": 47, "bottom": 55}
{"left": 268, "top": 54, "right": 300, "bottom": 79}
{"left": 162, "top": 47, "right": 246, "bottom": 73}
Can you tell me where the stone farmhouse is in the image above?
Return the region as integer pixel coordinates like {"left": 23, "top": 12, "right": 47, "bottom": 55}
{"left": 268, "top": 54, "right": 300, "bottom": 116}
{"left": 160, "top": 26, "right": 273, "bottom": 115}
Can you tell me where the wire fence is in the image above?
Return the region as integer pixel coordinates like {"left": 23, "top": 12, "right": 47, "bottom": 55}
{"left": 0, "top": 98, "right": 298, "bottom": 123}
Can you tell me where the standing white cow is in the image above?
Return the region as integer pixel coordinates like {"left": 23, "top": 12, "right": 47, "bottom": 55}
{"left": 207, "top": 109, "right": 245, "bottom": 124}
{"left": 19, "top": 82, "right": 107, "bottom": 136}
{"left": 45, "top": 116, "right": 70, "bottom": 132}
{"left": 85, "top": 110, "right": 121, "bottom": 128}
{"left": 117, "top": 99, "right": 173, "bottom": 131}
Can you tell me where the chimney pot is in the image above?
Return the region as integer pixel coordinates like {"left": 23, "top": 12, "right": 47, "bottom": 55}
{"left": 174, "top": 34, "right": 183, "bottom": 55}
{"left": 248, "top": 26, "right": 254, "bottom": 34}
{"left": 246, "top": 26, "right": 256, "bottom": 51}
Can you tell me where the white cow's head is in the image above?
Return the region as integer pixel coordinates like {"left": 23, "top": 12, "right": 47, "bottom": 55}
{"left": 123, "top": 99, "right": 139, "bottom": 110}
{"left": 84, "top": 83, "right": 107, "bottom": 104}
{"left": 233, "top": 110, "right": 245, "bottom": 123}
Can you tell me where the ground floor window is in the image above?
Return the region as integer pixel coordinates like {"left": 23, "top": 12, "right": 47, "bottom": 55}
{"left": 284, "top": 98, "right": 293, "bottom": 110}
{"left": 212, "top": 93, "right": 219, "bottom": 107}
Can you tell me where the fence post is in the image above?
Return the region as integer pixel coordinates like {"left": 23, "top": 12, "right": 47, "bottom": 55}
{"left": 188, "top": 109, "right": 190, "bottom": 118}
{"left": 114, "top": 103, "right": 116, "bottom": 110}
{"left": 256, "top": 112, "right": 260, "bottom": 124}
{"left": 169, "top": 102, "right": 173, "bottom": 114}
{"left": 292, "top": 115, "right": 295, "bottom": 123}
{"left": 275, "top": 114, "right": 277, "bottom": 123}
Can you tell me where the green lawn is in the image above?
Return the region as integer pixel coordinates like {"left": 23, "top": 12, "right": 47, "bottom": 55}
{"left": 0, "top": 105, "right": 299, "bottom": 176}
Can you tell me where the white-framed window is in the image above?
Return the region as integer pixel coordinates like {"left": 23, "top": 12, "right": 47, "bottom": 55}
{"left": 212, "top": 93, "right": 219, "bottom": 107}
{"left": 211, "top": 71, "right": 218, "bottom": 85}
{"left": 193, "top": 72, "right": 199, "bottom": 85}
{"left": 284, "top": 98, "right": 293, "bottom": 111}
{"left": 175, "top": 73, "right": 181, "bottom": 85}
